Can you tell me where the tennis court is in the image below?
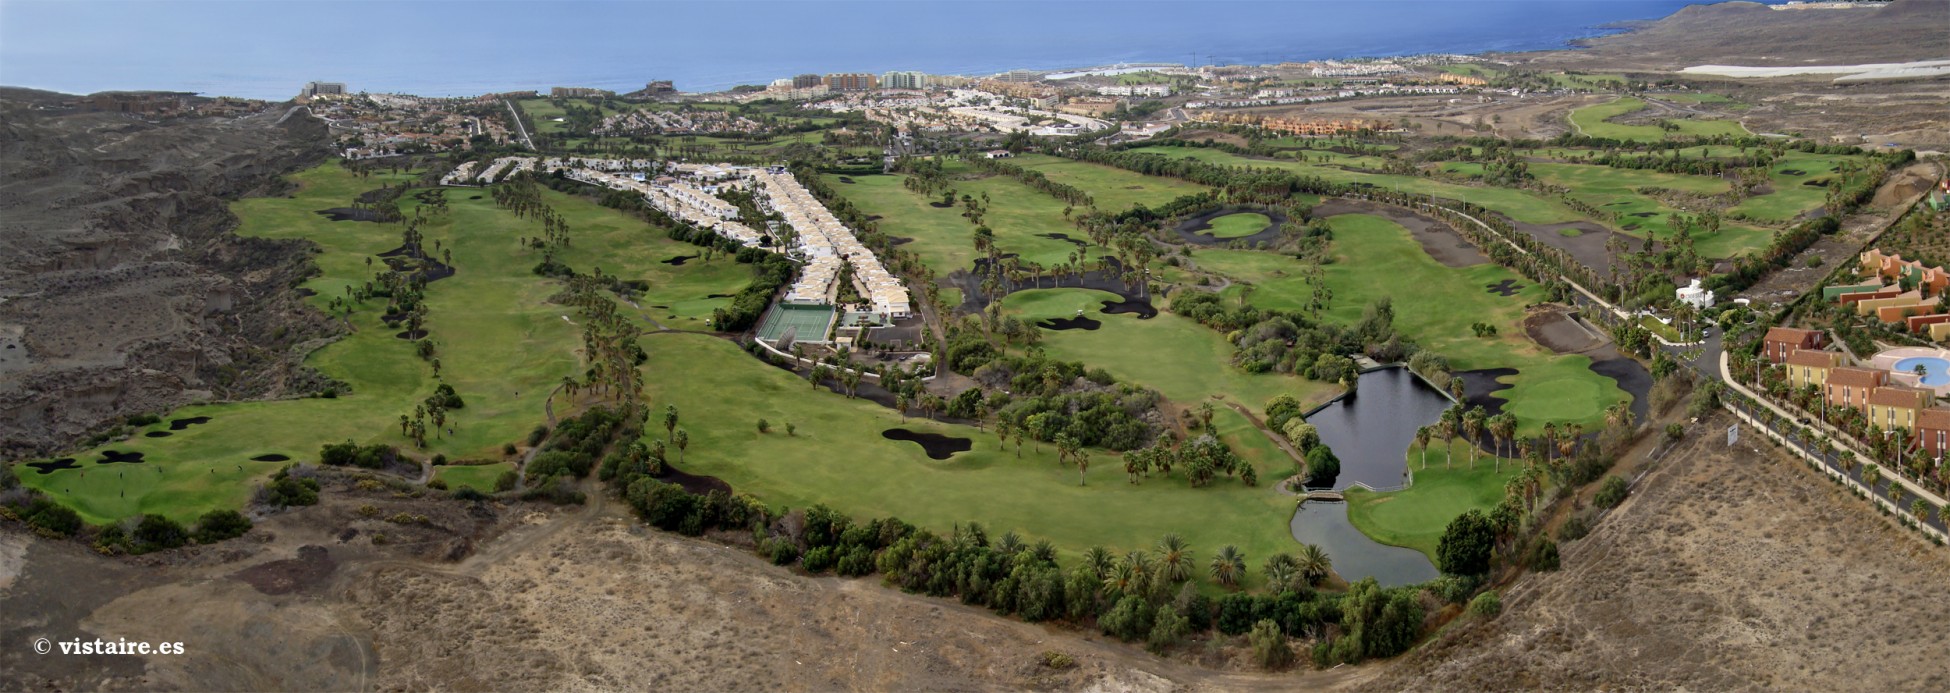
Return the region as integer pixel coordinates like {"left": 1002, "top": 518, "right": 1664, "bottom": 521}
{"left": 756, "top": 303, "right": 836, "bottom": 344}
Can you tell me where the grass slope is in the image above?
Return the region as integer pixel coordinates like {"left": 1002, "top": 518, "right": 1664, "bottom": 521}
{"left": 1343, "top": 441, "right": 1523, "bottom": 559}
{"left": 1569, "top": 97, "right": 1749, "bottom": 142}
{"left": 827, "top": 166, "right": 1111, "bottom": 278}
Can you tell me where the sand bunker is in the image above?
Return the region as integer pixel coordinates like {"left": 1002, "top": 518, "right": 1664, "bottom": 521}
{"left": 881, "top": 429, "right": 973, "bottom": 460}
{"left": 1037, "top": 315, "right": 1102, "bottom": 331}
{"left": 97, "top": 450, "right": 146, "bottom": 464}
{"left": 25, "top": 458, "right": 79, "bottom": 474}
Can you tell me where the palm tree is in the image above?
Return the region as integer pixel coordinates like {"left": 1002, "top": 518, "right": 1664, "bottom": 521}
{"left": 1102, "top": 562, "right": 1137, "bottom": 599}
{"left": 1083, "top": 546, "right": 1114, "bottom": 579}
{"left": 674, "top": 429, "right": 689, "bottom": 464}
{"left": 1295, "top": 544, "right": 1331, "bottom": 586}
{"left": 1209, "top": 545, "right": 1246, "bottom": 589}
{"left": 1263, "top": 553, "right": 1298, "bottom": 593}
{"left": 1439, "top": 407, "right": 1461, "bottom": 469}
{"left": 1157, "top": 534, "right": 1193, "bottom": 585}
{"left": 663, "top": 404, "right": 679, "bottom": 442}
{"left": 1415, "top": 425, "right": 1433, "bottom": 469}
{"left": 1463, "top": 407, "right": 1487, "bottom": 469}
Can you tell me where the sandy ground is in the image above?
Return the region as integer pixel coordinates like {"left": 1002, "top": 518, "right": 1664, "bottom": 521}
{"left": 1365, "top": 410, "right": 1950, "bottom": 691}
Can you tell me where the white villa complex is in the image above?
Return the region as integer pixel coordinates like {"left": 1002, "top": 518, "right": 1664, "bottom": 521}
{"left": 446, "top": 156, "right": 911, "bottom": 339}
{"left": 752, "top": 168, "right": 911, "bottom": 318}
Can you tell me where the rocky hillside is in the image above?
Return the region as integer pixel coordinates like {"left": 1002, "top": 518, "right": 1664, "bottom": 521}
{"left": 0, "top": 90, "right": 338, "bottom": 459}
{"left": 1533, "top": 0, "right": 1950, "bottom": 70}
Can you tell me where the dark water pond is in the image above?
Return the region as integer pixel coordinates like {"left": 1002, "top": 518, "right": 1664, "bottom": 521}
{"left": 1302, "top": 367, "right": 1452, "bottom": 491}
{"left": 1290, "top": 501, "right": 1438, "bottom": 587}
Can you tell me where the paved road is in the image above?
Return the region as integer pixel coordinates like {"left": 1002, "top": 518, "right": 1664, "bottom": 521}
{"left": 503, "top": 98, "right": 534, "bottom": 149}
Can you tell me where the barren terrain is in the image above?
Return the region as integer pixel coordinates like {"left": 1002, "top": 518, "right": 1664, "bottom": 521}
{"left": 1366, "top": 411, "right": 1950, "bottom": 691}
{"left": 0, "top": 89, "right": 334, "bottom": 459}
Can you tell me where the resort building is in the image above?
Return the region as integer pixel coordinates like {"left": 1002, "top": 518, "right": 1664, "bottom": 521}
{"left": 1676, "top": 278, "right": 1715, "bottom": 310}
{"left": 1763, "top": 327, "right": 1825, "bottom": 364}
{"left": 824, "top": 73, "right": 879, "bottom": 91}
{"left": 880, "top": 71, "right": 930, "bottom": 90}
{"left": 750, "top": 169, "right": 910, "bottom": 319}
{"left": 1866, "top": 386, "right": 1933, "bottom": 432}
{"left": 1825, "top": 367, "right": 1887, "bottom": 410}
{"left": 1785, "top": 349, "right": 1843, "bottom": 389}
{"left": 1915, "top": 409, "right": 1950, "bottom": 458}
{"left": 1097, "top": 84, "right": 1171, "bottom": 97}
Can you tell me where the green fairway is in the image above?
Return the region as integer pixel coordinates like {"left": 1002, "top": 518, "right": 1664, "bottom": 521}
{"left": 1528, "top": 162, "right": 1773, "bottom": 258}
{"left": 826, "top": 166, "right": 1112, "bottom": 278}
{"left": 436, "top": 462, "right": 513, "bottom": 492}
{"left": 1569, "top": 97, "right": 1749, "bottom": 142}
{"left": 1000, "top": 289, "right": 1337, "bottom": 410}
{"left": 1197, "top": 214, "right": 1627, "bottom": 435}
{"left": 1730, "top": 152, "right": 1858, "bottom": 223}
{"left": 1009, "top": 153, "right": 1210, "bottom": 211}
{"left": 1126, "top": 146, "right": 1580, "bottom": 225}
{"left": 517, "top": 98, "right": 622, "bottom": 134}
{"left": 641, "top": 331, "right": 1303, "bottom": 577}
{"left": 14, "top": 164, "right": 748, "bottom": 524}
{"left": 1344, "top": 442, "right": 1524, "bottom": 559}
{"left": 1196, "top": 212, "right": 1274, "bottom": 239}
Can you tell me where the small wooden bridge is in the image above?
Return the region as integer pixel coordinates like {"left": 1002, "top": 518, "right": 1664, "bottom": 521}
{"left": 1299, "top": 490, "right": 1344, "bottom": 502}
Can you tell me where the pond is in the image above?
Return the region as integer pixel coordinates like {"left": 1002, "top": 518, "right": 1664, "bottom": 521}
{"left": 1302, "top": 367, "right": 1453, "bottom": 491}
{"left": 1290, "top": 501, "right": 1437, "bottom": 587}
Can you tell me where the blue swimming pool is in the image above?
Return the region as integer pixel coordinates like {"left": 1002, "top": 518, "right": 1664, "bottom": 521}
{"left": 1893, "top": 356, "right": 1950, "bottom": 386}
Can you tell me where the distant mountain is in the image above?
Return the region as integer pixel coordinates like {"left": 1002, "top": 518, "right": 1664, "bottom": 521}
{"left": 1550, "top": 0, "right": 1949, "bottom": 69}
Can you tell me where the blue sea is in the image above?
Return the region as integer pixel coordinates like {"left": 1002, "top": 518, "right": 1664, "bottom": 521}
{"left": 0, "top": 1, "right": 1717, "bottom": 100}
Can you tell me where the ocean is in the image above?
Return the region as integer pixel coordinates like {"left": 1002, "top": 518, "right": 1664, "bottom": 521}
{"left": 0, "top": 0, "right": 1715, "bottom": 100}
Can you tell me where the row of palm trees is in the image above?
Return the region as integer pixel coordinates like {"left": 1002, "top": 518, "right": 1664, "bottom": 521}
{"left": 1410, "top": 401, "right": 1636, "bottom": 472}
{"left": 1082, "top": 534, "right": 1331, "bottom": 595}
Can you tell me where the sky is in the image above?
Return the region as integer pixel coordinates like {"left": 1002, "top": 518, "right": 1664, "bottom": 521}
{"left": 0, "top": 0, "right": 1712, "bottom": 98}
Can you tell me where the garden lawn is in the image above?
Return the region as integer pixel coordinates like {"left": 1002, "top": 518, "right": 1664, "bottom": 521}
{"left": 1343, "top": 441, "right": 1523, "bottom": 559}
{"left": 641, "top": 331, "right": 1302, "bottom": 583}
{"left": 1569, "top": 97, "right": 1749, "bottom": 142}
{"left": 1197, "top": 213, "right": 1627, "bottom": 435}
{"left": 1125, "top": 146, "right": 1580, "bottom": 225}
{"left": 1010, "top": 153, "right": 1210, "bottom": 212}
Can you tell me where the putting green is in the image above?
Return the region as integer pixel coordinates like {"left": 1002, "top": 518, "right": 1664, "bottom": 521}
{"left": 1344, "top": 442, "right": 1526, "bottom": 559}
{"left": 1197, "top": 212, "right": 1274, "bottom": 239}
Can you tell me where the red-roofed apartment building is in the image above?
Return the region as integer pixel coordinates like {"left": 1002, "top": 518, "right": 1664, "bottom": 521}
{"left": 1763, "top": 327, "right": 1825, "bottom": 364}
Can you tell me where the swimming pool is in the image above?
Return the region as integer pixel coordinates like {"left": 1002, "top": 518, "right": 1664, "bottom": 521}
{"left": 1892, "top": 356, "right": 1950, "bottom": 386}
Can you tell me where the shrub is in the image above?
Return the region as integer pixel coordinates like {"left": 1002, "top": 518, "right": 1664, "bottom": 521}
{"left": 1594, "top": 475, "right": 1629, "bottom": 509}
{"left": 493, "top": 470, "right": 518, "bottom": 492}
{"left": 1038, "top": 650, "right": 1075, "bottom": 669}
{"left": 192, "top": 509, "right": 252, "bottom": 543}
{"left": 264, "top": 473, "right": 320, "bottom": 507}
{"left": 757, "top": 418, "right": 771, "bottom": 433}
{"left": 426, "top": 479, "right": 449, "bottom": 491}
{"left": 1249, "top": 619, "right": 1293, "bottom": 670}
{"left": 1436, "top": 510, "right": 1496, "bottom": 576}
{"left": 1527, "top": 537, "right": 1561, "bottom": 571}
{"left": 131, "top": 514, "right": 189, "bottom": 553}
{"left": 1098, "top": 595, "right": 1154, "bottom": 642}
{"left": 20, "top": 498, "right": 82, "bottom": 536}
{"left": 452, "top": 486, "right": 489, "bottom": 502}
{"left": 766, "top": 538, "right": 799, "bottom": 565}
{"left": 1467, "top": 591, "right": 1502, "bottom": 618}
{"left": 1146, "top": 607, "right": 1190, "bottom": 651}
{"left": 1558, "top": 513, "right": 1591, "bottom": 541}
{"left": 802, "top": 546, "right": 835, "bottom": 573}
{"left": 1665, "top": 423, "right": 1685, "bottom": 441}
{"left": 1216, "top": 592, "right": 1261, "bottom": 635}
